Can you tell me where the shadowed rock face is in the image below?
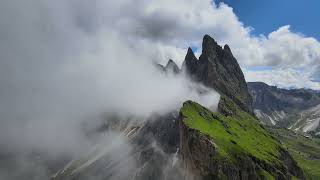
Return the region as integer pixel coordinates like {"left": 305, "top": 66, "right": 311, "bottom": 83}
{"left": 182, "top": 48, "right": 199, "bottom": 76}
{"left": 182, "top": 35, "right": 253, "bottom": 115}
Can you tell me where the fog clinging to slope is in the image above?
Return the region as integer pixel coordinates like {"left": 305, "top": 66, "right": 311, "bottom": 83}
{"left": 0, "top": 0, "right": 220, "bottom": 171}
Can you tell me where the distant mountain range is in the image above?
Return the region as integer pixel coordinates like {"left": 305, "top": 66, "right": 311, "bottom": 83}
{"left": 248, "top": 82, "right": 320, "bottom": 137}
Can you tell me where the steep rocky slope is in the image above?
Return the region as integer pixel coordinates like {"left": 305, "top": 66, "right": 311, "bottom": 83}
{"left": 288, "top": 104, "right": 320, "bottom": 136}
{"left": 180, "top": 100, "right": 303, "bottom": 179}
{"left": 248, "top": 82, "right": 320, "bottom": 135}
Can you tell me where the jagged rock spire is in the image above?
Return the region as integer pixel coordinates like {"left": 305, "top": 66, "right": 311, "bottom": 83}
{"left": 165, "top": 59, "right": 180, "bottom": 74}
{"left": 182, "top": 34, "right": 253, "bottom": 114}
{"left": 202, "top": 34, "right": 220, "bottom": 57}
{"left": 182, "top": 47, "right": 199, "bottom": 75}
{"left": 223, "top": 44, "right": 232, "bottom": 55}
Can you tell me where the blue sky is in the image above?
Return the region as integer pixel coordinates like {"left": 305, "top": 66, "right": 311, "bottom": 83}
{"left": 212, "top": 0, "right": 320, "bottom": 89}
{"left": 217, "top": 0, "right": 320, "bottom": 40}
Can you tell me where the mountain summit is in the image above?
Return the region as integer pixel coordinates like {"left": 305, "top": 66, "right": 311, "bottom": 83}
{"left": 182, "top": 35, "right": 253, "bottom": 114}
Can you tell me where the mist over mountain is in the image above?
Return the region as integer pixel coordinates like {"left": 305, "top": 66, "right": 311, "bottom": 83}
{"left": 1, "top": 0, "right": 320, "bottom": 179}
{"left": 0, "top": 0, "right": 220, "bottom": 179}
{"left": 51, "top": 35, "right": 305, "bottom": 180}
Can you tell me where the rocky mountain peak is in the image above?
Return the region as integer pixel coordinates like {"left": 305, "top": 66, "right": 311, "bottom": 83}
{"left": 201, "top": 34, "right": 221, "bottom": 59}
{"left": 182, "top": 47, "right": 199, "bottom": 75}
{"left": 223, "top": 44, "right": 233, "bottom": 55}
{"left": 166, "top": 59, "right": 175, "bottom": 65}
{"left": 186, "top": 47, "right": 196, "bottom": 57}
{"left": 161, "top": 35, "right": 252, "bottom": 114}
{"left": 165, "top": 59, "right": 180, "bottom": 74}
{"left": 183, "top": 34, "right": 253, "bottom": 114}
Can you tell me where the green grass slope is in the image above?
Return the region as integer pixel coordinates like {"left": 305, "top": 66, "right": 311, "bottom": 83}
{"left": 180, "top": 100, "right": 299, "bottom": 179}
{"left": 268, "top": 128, "right": 320, "bottom": 179}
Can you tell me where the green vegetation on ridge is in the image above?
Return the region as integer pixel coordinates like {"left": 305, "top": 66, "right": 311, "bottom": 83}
{"left": 268, "top": 128, "right": 320, "bottom": 179}
{"left": 180, "top": 100, "right": 294, "bottom": 178}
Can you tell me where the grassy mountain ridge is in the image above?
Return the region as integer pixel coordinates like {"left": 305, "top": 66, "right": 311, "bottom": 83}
{"left": 179, "top": 98, "right": 303, "bottom": 179}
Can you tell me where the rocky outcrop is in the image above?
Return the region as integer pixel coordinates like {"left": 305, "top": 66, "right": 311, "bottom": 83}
{"left": 165, "top": 59, "right": 180, "bottom": 74}
{"left": 161, "top": 35, "right": 253, "bottom": 116}
{"left": 179, "top": 116, "right": 258, "bottom": 180}
{"left": 157, "top": 59, "right": 180, "bottom": 74}
{"left": 182, "top": 35, "right": 253, "bottom": 115}
{"left": 182, "top": 48, "right": 199, "bottom": 77}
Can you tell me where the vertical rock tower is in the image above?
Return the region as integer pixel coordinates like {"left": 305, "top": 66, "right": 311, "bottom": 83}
{"left": 182, "top": 35, "right": 253, "bottom": 114}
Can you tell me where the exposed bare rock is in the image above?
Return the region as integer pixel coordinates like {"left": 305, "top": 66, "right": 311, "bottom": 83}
{"left": 182, "top": 35, "right": 253, "bottom": 115}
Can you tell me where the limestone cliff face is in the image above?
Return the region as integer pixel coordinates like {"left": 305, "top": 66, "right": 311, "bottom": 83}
{"left": 182, "top": 35, "right": 253, "bottom": 114}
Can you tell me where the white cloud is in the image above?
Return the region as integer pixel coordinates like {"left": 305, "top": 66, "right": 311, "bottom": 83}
{"left": 89, "top": 0, "right": 320, "bottom": 89}
{"left": 131, "top": 0, "right": 320, "bottom": 89}
{"left": 0, "top": 0, "right": 222, "bottom": 156}
{"left": 244, "top": 68, "right": 320, "bottom": 90}
{"left": 254, "top": 25, "right": 320, "bottom": 67}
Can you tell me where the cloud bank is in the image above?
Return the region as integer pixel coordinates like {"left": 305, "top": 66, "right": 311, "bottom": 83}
{"left": 0, "top": 0, "right": 220, "bottom": 174}
{"left": 91, "top": 0, "right": 320, "bottom": 89}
